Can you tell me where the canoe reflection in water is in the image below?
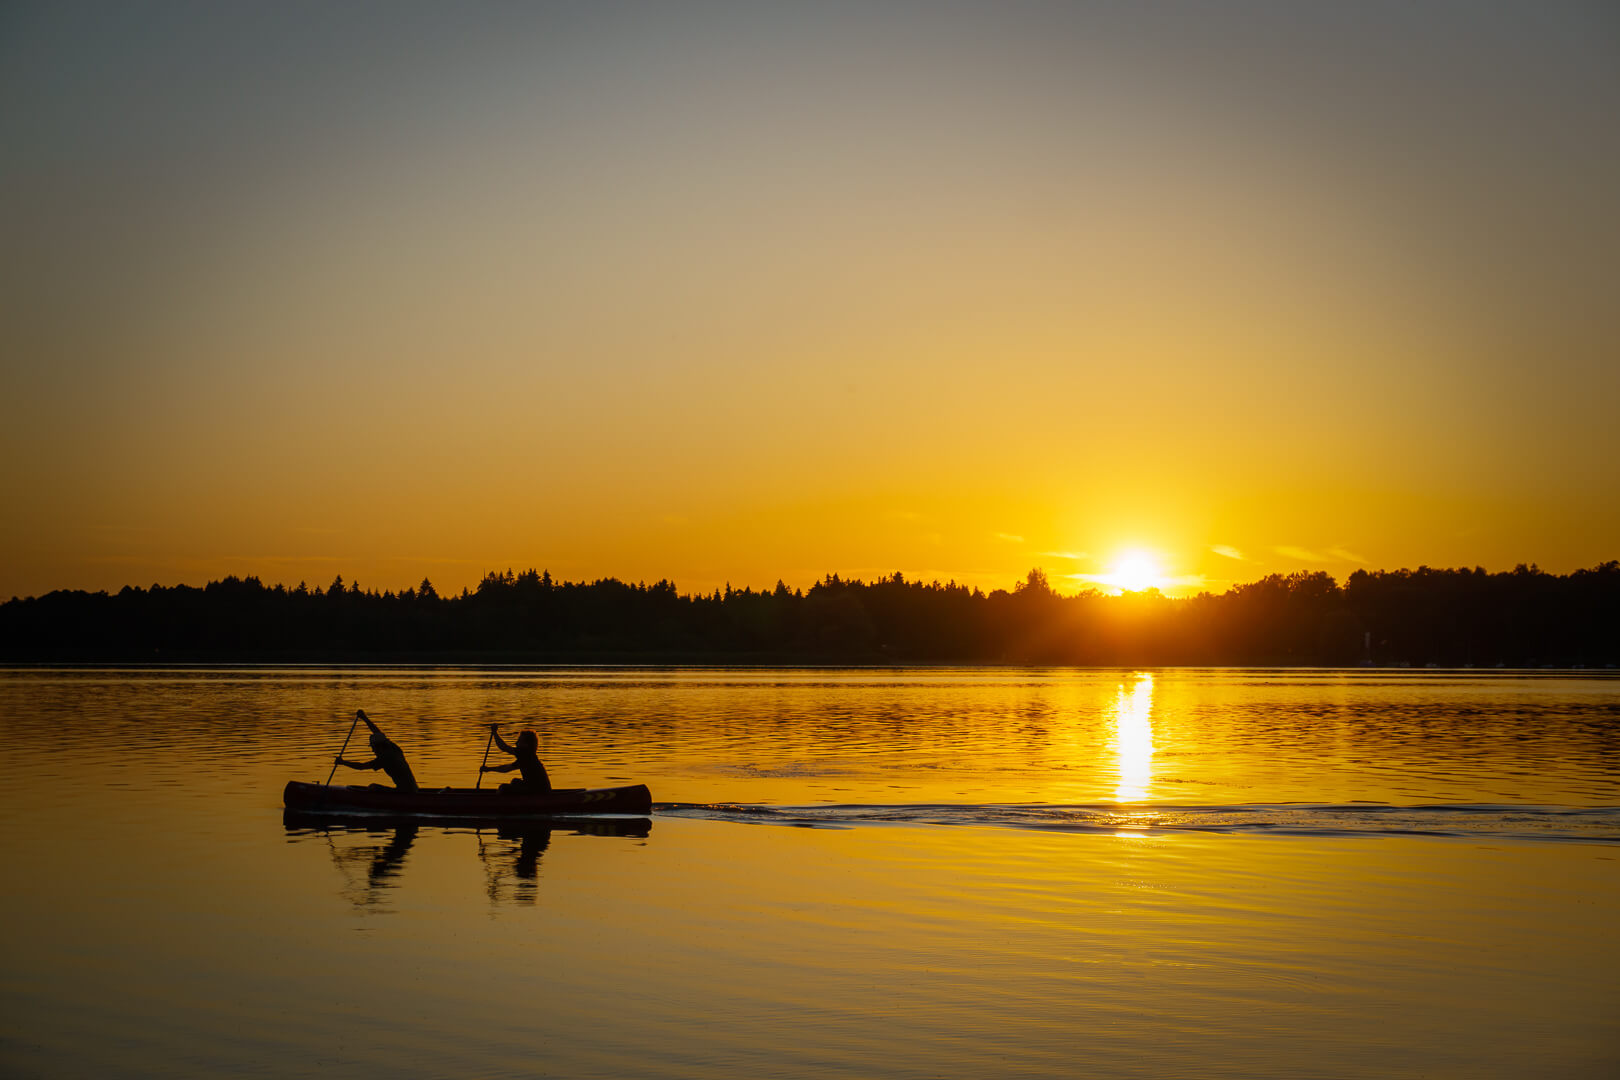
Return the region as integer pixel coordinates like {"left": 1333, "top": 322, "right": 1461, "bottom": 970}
{"left": 478, "top": 824, "right": 550, "bottom": 906}
{"left": 281, "top": 819, "right": 420, "bottom": 913}
{"left": 283, "top": 811, "right": 651, "bottom": 910}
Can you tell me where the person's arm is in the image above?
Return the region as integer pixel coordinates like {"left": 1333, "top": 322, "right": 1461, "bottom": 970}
{"left": 481, "top": 760, "right": 520, "bottom": 774}
{"left": 336, "top": 756, "right": 383, "bottom": 771}
{"left": 489, "top": 725, "right": 517, "bottom": 756}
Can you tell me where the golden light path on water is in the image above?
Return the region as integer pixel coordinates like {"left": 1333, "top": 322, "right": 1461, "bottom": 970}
{"left": 1112, "top": 671, "right": 1155, "bottom": 811}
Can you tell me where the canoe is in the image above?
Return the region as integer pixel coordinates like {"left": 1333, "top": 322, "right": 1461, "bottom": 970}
{"left": 283, "top": 779, "right": 653, "bottom": 817}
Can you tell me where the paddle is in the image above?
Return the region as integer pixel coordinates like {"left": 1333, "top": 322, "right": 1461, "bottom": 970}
{"left": 325, "top": 711, "right": 362, "bottom": 787}
{"left": 475, "top": 725, "right": 497, "bottom": 790}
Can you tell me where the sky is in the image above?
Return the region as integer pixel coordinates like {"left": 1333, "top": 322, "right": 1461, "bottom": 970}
{"left": 2, "top": 1, "right": 1617, "bottom": 600}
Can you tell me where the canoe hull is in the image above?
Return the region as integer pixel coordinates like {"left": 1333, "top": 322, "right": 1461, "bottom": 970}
{"left": 282, "top": 808, "right": 651, "bottom": 836}
{"left": 283, "top": 779, "right": 653, "bottom": 817}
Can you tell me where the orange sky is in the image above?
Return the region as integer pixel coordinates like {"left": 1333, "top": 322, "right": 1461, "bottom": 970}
{"left": 2, "top": 2, "right": 1616, "bottom": 600}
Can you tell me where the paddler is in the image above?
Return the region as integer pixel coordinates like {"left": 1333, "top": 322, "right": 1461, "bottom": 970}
{"left": 481, "top": 725, "right": 552, "bottom": 793}
{"left": 334, "top": 709, "right": 420, "bottom": 792}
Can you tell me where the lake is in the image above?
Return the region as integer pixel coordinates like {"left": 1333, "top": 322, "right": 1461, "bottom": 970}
{"left": 2, "top": 667, "right": 1617, "bottom": 1078}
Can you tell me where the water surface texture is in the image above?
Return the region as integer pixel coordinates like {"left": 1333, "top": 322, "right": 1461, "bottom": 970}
{"left": 2, "top": 668, "right": 1617, "bottom": 1078}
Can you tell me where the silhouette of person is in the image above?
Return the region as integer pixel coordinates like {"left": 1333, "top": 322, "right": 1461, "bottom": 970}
{"left": 481, "top": 725, "right": 552, "bottom": 793}
{"left": 335, "top": 709, "right": 420, "bottom": 791}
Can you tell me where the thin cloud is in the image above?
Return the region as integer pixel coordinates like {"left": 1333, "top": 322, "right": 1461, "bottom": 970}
{"left": 994, "top": 532, "right": 1025, "bottom": 544}
{"left": 380, "top": 555, "right": 484, "bottom": 565}
{"left": 1276, "top": 545, "right": 1368, "bottom": 564}
{"left": 1274, "top": 546, "right": 1330, "bottom": 563}
{"left": 1039, "top": 550, "right": 1089, "bottom": 561}
{"left": 90, "top": 554, "right": 346, "bottom": 567}
{"left": 226, "top": 554, "right": 343, "bottom": 563}
{"left": 1210, "top": 545, "right": 1246, "bottom": 561}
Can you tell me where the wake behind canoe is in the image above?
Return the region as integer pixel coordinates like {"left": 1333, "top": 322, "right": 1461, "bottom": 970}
{"left": 283, "top": 779, "right": 653, "bottom": 817}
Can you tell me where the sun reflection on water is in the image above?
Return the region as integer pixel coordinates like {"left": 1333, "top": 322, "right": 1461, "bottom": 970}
{"left": 1112, "top": 672, "right": 1154, "bottom": 803}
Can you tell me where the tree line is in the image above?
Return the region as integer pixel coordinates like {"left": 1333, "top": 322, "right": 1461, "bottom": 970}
{"left": 1, "top": 562, "right": 1616, "bottom": 666}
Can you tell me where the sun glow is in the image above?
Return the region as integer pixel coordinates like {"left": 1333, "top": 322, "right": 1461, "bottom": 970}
{"left": 1103, "top": 550, "right": 1167, "bottom": 594}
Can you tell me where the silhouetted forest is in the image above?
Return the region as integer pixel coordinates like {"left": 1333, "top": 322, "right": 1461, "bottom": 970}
{"left": 2, "top": 563, "right": 1616, "bottom": 666}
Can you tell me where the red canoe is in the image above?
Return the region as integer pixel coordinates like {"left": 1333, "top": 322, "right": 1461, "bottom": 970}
{"left": 283, "top": 779, "right": 653, "bottom": 817}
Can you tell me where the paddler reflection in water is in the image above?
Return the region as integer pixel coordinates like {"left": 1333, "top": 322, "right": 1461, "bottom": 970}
{"left": 481, "top": 725, "right": 552, "bottom": 793}
{"left": 334, "top": 709, "right": 419, "bottom": 792}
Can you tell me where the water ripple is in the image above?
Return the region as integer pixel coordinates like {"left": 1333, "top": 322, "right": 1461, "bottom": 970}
{"left": 654, "top": 801, "right": 1620, "bottom": 842}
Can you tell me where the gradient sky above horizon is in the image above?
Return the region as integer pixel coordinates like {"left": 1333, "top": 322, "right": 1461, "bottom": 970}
{"left": 2, "top": 1, "right": 1617, "bottom": 601}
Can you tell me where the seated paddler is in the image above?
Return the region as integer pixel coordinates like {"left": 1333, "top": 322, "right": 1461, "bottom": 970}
{"left": 482, "top": 725, "right": 552, "bottom": 793}
{"left": 334, "top": 709, "right": 420, "bottom": 792}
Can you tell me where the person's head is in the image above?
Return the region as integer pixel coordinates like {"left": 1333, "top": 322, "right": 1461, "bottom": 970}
{"left": 516, "top": 729, "right": 539, "bottom": 753}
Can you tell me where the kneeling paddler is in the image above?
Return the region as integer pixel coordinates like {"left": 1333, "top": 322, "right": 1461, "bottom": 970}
{"left": 334, "top": 709, "right": 419, "bottom": 792}
{"left": 481, "top": 724, "right": 552, "bottom": 793}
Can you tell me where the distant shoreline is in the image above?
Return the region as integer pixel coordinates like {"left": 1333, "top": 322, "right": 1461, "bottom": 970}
{"left": 4, "top": 562, "right": 1617, "bottom": 668}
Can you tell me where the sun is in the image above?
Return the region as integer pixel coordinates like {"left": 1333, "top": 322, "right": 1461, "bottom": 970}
{"left": 1106, "top": 550, "right": 1167, "bottom": 593}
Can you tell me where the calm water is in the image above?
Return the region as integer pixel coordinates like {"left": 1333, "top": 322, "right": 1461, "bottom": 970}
{"left": 2, "top": 667, "right": 1617, "bottom": 1078}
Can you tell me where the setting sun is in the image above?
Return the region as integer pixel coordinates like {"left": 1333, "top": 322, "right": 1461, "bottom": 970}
{"left": 1105, "top": 551, "right": 1167, "bottom": 594}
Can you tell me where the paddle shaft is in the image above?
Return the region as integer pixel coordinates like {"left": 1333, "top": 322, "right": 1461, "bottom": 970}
{"left": 325, "top": 714, "right": 361, "bottom": 787}
{"left": 475, "top": 728, "right": 497, "bottom": 790}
